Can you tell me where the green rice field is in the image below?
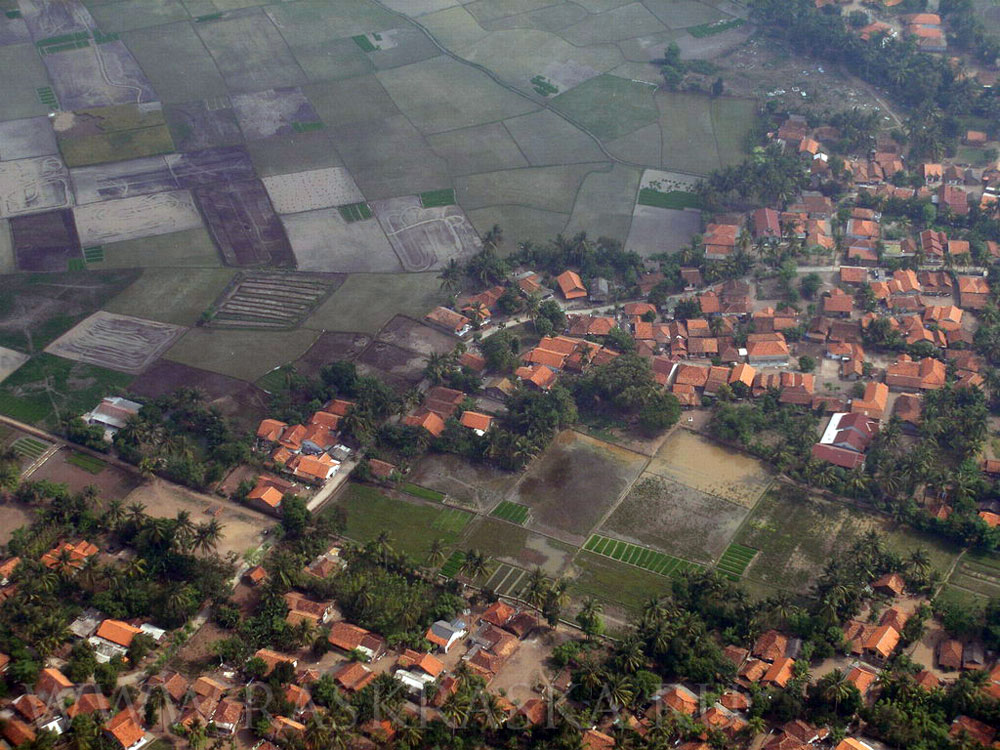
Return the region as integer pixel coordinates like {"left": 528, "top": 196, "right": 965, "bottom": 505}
{"left": 419, "top": 189, "right": 456, "bottom": 208}
{"left": 66, "top": 452, "right": 106, "bottom": 474}
{"left": 431, "top": 507, "right": 473, "bottom": 533}
{"left": 716, "top": 543, "right": 758, "bottom": 581}
{"left": 583, "top": 533, "right": 702, "bottom": 577}
{"left": 490, "top": 500, "right": 530, "bottom": 525}
{"left": 338, "top": 202, "right": 373, "bottom": 222}
{"left": 440, "top": 550, "right": 465, "bottom": 578}
{"left": 637, "top": 189, "right": 702, "bottom": 210}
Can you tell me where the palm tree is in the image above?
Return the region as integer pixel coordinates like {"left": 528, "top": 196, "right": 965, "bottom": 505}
{"left": 818, "top": 669, "right": 854, "bottom": 713}
{"left": 126, "top": 501, "right": 147, "bottom": 525}
{"left": 194, "top": 519, "right": 223, "bottom": 555}
{"left": 441, "top": 691, "right": 472, "bottom": 731}
{"left": 393, "top": 715, "right": 424, "bottom": 750}
{"left": 460, "top": 549, "right": 491, "bottom": 581}
{"left": 426, "top": 538, "right": 447, "bottom": 568}
{"left": 907, "top": 548, "right": 931, "bottom": 577}
{"left": 438, "top": 259, "right": 462, "bottom": 292}
{"left": 523, "top": 567, "right": 549, "bottom": 609}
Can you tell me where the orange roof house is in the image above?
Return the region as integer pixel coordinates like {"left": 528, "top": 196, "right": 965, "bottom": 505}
{"left": 763, "top": 657, "right": 795, "bottom": 688}
{"left": 253, "top": 648, "right": 297, "bottom": 675}
{"left": 13, "top": 694, "right": 49, "bottom": 722}
{"left": 95, "top": 619, "right": 142, "bottom": 648}
{"left": 459, "top": 411, "right": 493, "bottom": 435}
{"left": 863, "top": 624, "right": 900, "bottom": 659}
{"left": 256, "top": 419, "right": 287, "bottom": 442}
{"left": 658, "top": 685, "right": 698, "bottom": 715}
{"left": 515, "top": 364, "right": 557, "bottom": 390}
{"left": 248, "top": 482, "right": 284, "bottom": 512}
{"left": 753, "top": 630, "right": 788, "bottom": 662}
{"left": 555, "top": 271, "right": 587, "bottom": 300}
{"left": 397, "top": 649, "right": 445, "bottom": 679}
{"left": 286, "top": 453, "right": 339, "bottom": 484}
{"left": 3, "top": 720, "right": 35, "bottom": 747}
{"left": 957, "top": 275, "right": 991, "bottom": 310}
{"left": 886, "top": 355, "right": 946, "bottom": 391}
{"left": 41, "top": 540, "right": 99, "bottom": 570}
{"left": 425, "top": 307, "right": 471, "bottom": 336}
{"left": 67, "top": 690, "right": 112, "bottom": 719}
{"left": 328, "top": 622, "right": 385, "bottom": 660}
{"left": 104, "top": 708, "right": 147, "bottom": 750}
{"left": 729, "top": 362, "right": 755, "bottom": 388}
{"left": 36, "top": 666, "right": 73, "bottom": 698}
{"left": 851, "top": 382, "right": 888, "bottom": 420}
{"left": 333, "top": 662, "right": 375, "bottom": 693}
{"left": 404, "top": 410, "right": 446, "bottom": 437}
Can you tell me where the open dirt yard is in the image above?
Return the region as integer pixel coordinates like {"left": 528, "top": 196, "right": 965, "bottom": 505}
{"left": 282, "top": 207, "right": 401, "bottom": 273}
{"left": 231, "top": 87, "right": 322, "bottom": 141}
{"left": 408, "top": 454, "right": 521, "bottom": 511}
{"left": 0, "top": 156, "right": 74, "bottom": 219}
{"left": 72, "top": 190, "right": 203, "bottom": 246}
{"left": 355, "top": 341, "right": 428, "bottom": 392}
{"left": 0, "top": 502, "right": 33, "bottom": 546}
{"left": 601, "top": 473, "right": 750, "bottom": 564}
{"left": 30, "top": 447, "right": 140, "bottom": 500}
{"left": 510, "top": 430, "right": 648, "bottom": 545}
{"left": 125, "top": 478, "right": 274, "bottom": 558}
{"left": 461, "top": 518, "right": 576, "bottom": 577}
{"left": 262, "top": 167, "right": 364, "bottom": 215}
{"left": 646, "top": 429, "right": 771, "bottom": 507}
{"left": 293, "top": 331, "right": 372, "bottom": 377}
{"left": 374, "top": 315, "right": 456, "bottom": 358}
{"left": 0, "top": 117, "right": 58, "bottom": 162}
{"left": 0, "top": 347, "right": 29, "bottom": 384}
{"left": 45, "top": 310, "right": 186, "bottom": 374}
{"left": 626, "top": 205, "right": 702, "bottom": 257}
{"left": 372, "top": 196, "right": 482, "bottom": 272}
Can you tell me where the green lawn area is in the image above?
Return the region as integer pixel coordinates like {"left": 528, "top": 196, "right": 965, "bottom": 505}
{"left": 570, "top": 551, "right": 673, "bottom": 614}
{"left": 688, "top": 18, "right": 745, "bottom": 37}
{"left": 490, "top": 500, "right": 530, "bottom": 525}
{"left": 419, "top": 189, "right": 456, "bottom": 208}
{"left": 637, "top": 188, "right": 702, "bottom": 210}
{"left": 0, "top": 354, "right": 133, "bottom": 428}
{"left": 401, "top": 482, "right": 444, "bottom": 502}
{"left": 103, "top": 268, "right": 234, "bottom": 327}
{"left": 333, "top": 483, "right": 468, "bottom": 562}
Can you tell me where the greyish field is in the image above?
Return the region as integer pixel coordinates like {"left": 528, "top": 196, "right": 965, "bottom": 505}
{"left": 0, "top": 0, "right": 755, "bottom": 426}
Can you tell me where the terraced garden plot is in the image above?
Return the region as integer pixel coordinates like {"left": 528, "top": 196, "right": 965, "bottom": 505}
{"left": 943, "top": 554, "right": 1000, "bottom": 602}
{"left": 432, "top": 507, "right": 473, "bottom": 533}
{"left": 208, "top": 272, "right": 342, "bottom": 329}
{"left": 440, "top": 550, "right": 465, "bottom": 578}
{"left": 491, "top": 500, "right": 529, "bottom": 525}
{"left": 637, "top": 188, "right": 702, "bottom": 210}
{"left": 483, "top": 562, "right": 531, "bottom": 598}
{"left": 66, "top": 451, "right": 106, "bottom": 474}
{"left": 583, "top": 534, "right": 702, "bottom": 577}
{"left": 11, "top": 436, "right": 49, "bottom": 460}
{"left": 716, "top": 543, "right": 757, "bottom": 581}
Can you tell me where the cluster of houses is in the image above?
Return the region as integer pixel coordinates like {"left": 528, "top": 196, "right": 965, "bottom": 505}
{"left": 252, "top": 400, "right": 355, "bottom": 511}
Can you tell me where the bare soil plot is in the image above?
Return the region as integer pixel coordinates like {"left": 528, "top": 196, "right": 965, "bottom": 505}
{"left": 244, "top": 129, "right": 345, "bottom": 179}
{"left": 282, "top": 207, "right": 399, "bottom": 273}
{"left": 0, "top": 118, "right": 59, "bottom": 162}
{"left": 330, "top": 114, "right": 450, "bottom": 201}
{"left": 376, "top": 55, "right": 537, "bottom": 134}
{"left": 408, "top": 453, "right": 520, "bottom": 511}
{"left": 375, "top": 315, "right": 456, "bottom": 358}
{"left": 73, "top": 190, "right": 202, "bottom": 246}
{"left": 70, "top": 147, "right": 255, "bottom": 204}
{"left": 355, "top": 341, "right": 427, "bottom": 391}
{"left": 0, "top": 503, "right": 33, "bottom": 545}
{"left": 18, "top": 0, "right": 94, "bottom": 40}
{"left": 10, "top": 208, "right": 82, "bottom": 272}
{"left": 194, "top": 180, "right": 295, "bottom": 267}
{"left": 0, "top": 12, "right": 31, "bottom": 46}
{"left": 262, "top": 168, "right": 364, "bottom": 215}
{"left": 31, "top": 447, "right": 140, "bottom": 499}
{"left": 194, "top": 10, "right": 307, "bottom": 93}
{"left": 0, "top": 156, "right": 73, "bottom": 219}
{"left": 230, "top": 87, "right": 322, "bottom": 141}
{"left": 164, "top": 99, "right": 244, "bottom": 153}
{"left": 302, "top": 74, "right": 401, "bottom": 130}
{"left": 626, "top": 205, "right": 701, "bottom": 257}
{"left": 88, "top": 0, "right": 188, "bottom": 32}
{"left": 45, "top": 310, "right": 186, "bottom": 374}
{"left": 564, "top": 163, "right": 640, "bottom": 244}
{"left": 646, "top": 430, "right": 770, "bottom": 507}
{"left": 601, "top": 473, "right": 749, "bottom": 564}
{"left": 42, "top": 41, "right": 156, "bottom": 112}
{"left": 123, "top": 22, "right": 229, "bottom": 104}
{"left": 502, "top": 109, "right": 606, "bottom": 167}
{"left": 551, "top": 74, "right": 658, "bottom": 141}
{"left": 0, "top": 347, "right": 29, "bottom": 384}
{"left": 293, "top": 331, "right": 372, "bottom": 377}
{"left": 207, "top": 271, "right": 344, "bottom": 329}
{"left": 0, "top": 44, "right": 52, "bottom": 121}
{"left": 372, "top": 195, "right": 482, "bottom": 272}
{"left": 128, "top": 359, "right": 268, "bottom": 429}
{"left": 52, "top": 104, "right": 173, "bottom": 168}
{"left": 126, "top": 479, "right": 273, "bottom": 557}
{"left": 163, "top": 327, "right": 320, "bottom": 381}
{"left": 511, "top": 430, "right": 648, "bottom": 544}
{"left": 304, "top": 271, "right": 446, "bottom": 336}
{"left": 462, "top": 517, "right": 576, "bottom": 576}
{"left": 426, "top": 122, "right": 529, "bottom": 177}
